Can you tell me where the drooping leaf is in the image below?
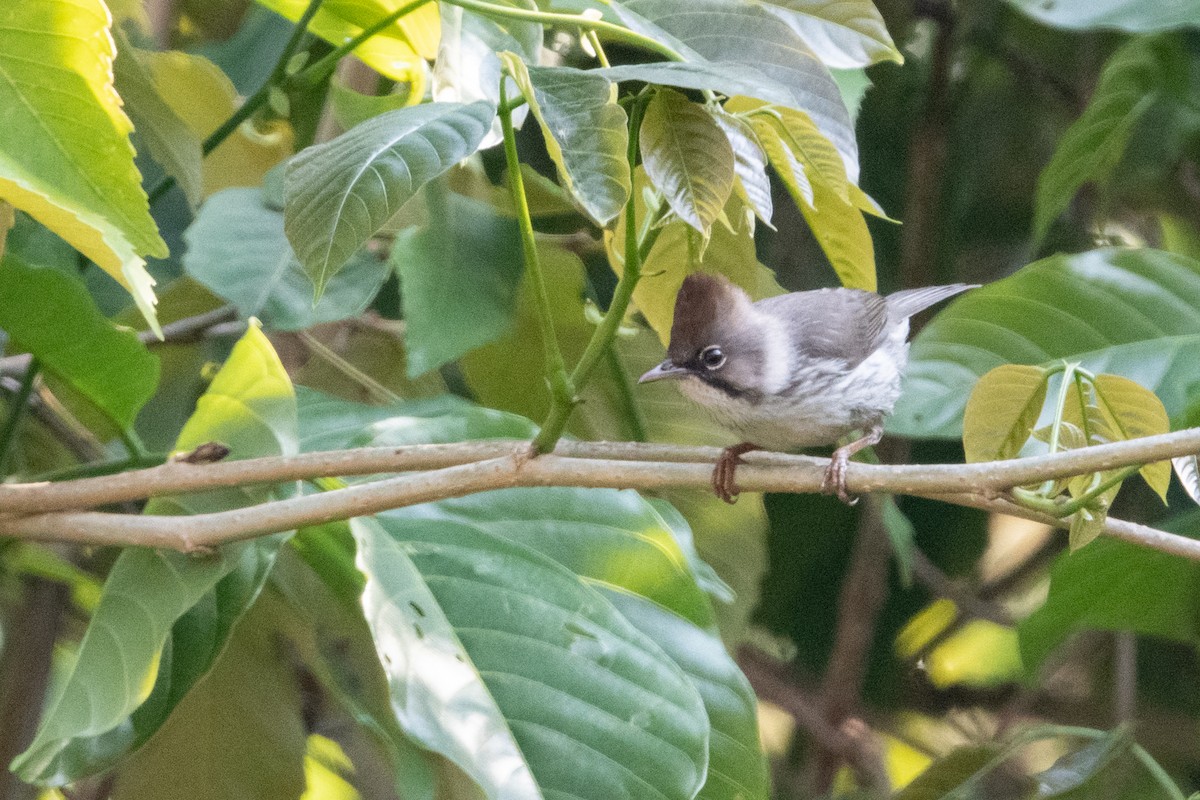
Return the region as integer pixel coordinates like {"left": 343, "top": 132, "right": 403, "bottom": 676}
{"left": 794, "top": 167, "right": 876, "bottom": 291}
{"left": 962, "top": 364, "right": 1050, "bottom": 463}
{"left": 1034, "top": 36, "right": 1183, "bottom": 242}
{"left": 329, "top": 77, "right": 416, "bottom": 130}
{"left": 183, "top": 187, "right": 390, "bottom": 331}
{"left": 710, "top": 108, "right": 774, "bottom": 225}
{"left": 390, "top": 187, "right": 524, "bottom": 377}
{"left": 0, "top": 258, "right": 159, "bottom": 433}
{"left": 0, "top": 0, "right": 167, "bottom": 333}
{"left": 728, "top": 98, "right": 849, "bottom": 200}
{"left": 753, "top": 0, "right": 903, "bottom": 68}
{"left": 112, "top": 30, "right": 204, "bottom": 209}
{"left": 138, "top": 49, "right": 293, "bottom": 198}
{"left": 1087, "top": 374, "right": 1172, "bottom": 500}
{"left": 255, "top": 0, "right": 438, "bottom": 82}
{"left": 499, "top": 56, "right": 630, "bottom": 226}
{"left": 13, "top": 326, "right": 297, "bottom": 785}
{"left": 1005, "top": 0, "right": 1200, "bottom": 32}
{"left": 1018, "top": 510, "right": 1200, "bottom": 673}
{"left": 617, "top": 0, "right": 860, "bottom": 181}
{"left": 354, "top": 513, "right": 710, "bottom": 800}
{"left": 892, "top": 248, "right": 1200, "bottom": 438}
{"left": 284, "top": 100, "right": 496, "bottom": 298}
{"left": 640, "top": 89, "right": 735, "bottom": 235}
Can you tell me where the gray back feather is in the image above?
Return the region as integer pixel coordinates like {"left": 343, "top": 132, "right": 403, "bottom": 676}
{"left": 755, "top": 288, "right": 890, "bottom": 367}
{"left": 885, "top": 283, "right": 978, "bottom": 323}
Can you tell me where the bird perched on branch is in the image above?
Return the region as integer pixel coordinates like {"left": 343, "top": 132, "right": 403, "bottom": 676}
{"left": 639, "top": 273, "right": 977, "bottom": 504}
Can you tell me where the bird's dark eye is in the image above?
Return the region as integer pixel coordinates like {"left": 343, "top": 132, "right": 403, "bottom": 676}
{"left": 699, "top": 345, "right": 726, "bottom": 370}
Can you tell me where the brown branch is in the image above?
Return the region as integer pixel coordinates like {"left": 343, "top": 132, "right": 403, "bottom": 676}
{"left": 0, "top": 430, "right": 1196, "bottom": 555}
{"left": 911, "top": 549, "right": 1014, "bottom": 626}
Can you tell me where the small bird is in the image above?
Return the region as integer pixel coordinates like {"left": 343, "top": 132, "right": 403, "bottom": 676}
{"left": 638, "top": 273, "right": 977, "bottom": 504}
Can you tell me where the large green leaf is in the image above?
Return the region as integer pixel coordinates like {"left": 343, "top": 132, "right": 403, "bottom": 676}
{"left": 1018, "top": 511, "right": 1200, "bottom": 674}
{"left": 184, "top": 187, "right": 390, "bottom": 331}
{"left": 0, "top": 257, "right": 159, "bottom": 433}
{"left": 354, "top": 513, "right": 710, "bottom": 800}
{"left": 891, "top": 248, "right": 1200, "bottom": 438}
{"left": 13, "top": 326, "right": 297, "bottom": 785}
{"left": 0, "top": 0, "right": 168, "bottom": 333}
{"left": 1033, "top": 36, "right": 1182, "bottom": 242}
{"left": 499, "top": 56, "right": 630, "bottom": 226}
{"left": 283, "top": 101, "right": 496, "bottom": 298}
{"left": 1005, "top": 0, "right": 1200, "bottom": 32}
{"left": 640, "top": 89, "right": 735, "bottom": 235}
{"left": 616, "top": 0, "right": 860, "bottom": 181}
{"left": 390, "top": 186, "right": 524, "bottom": 377}
{"left": 753, "top": 0, "right": 902, "bottom": 68}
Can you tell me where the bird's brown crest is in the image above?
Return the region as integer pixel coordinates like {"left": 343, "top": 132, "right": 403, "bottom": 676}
{"left": 667, "top": 273, "right": 743, "bottom": 361}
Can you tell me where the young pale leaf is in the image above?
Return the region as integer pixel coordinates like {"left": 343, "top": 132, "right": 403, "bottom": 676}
{"left": 0, "top": 0, "right": 167, "bottom": 333}
{"left": 1034, "top": 36, "right": 1181, "bottom": 242}
{"left": 710, "top": 109, "right": 774, "bottom": 225}
{"left": 1089, "top": 373, "right": 1172, "bottom": 501}
{"left": 391, "top": 189, "right": 524, "bottom": 377}
{"left": 0, "top": 258, "right": 159, "bottom": 433}
{"left": 619, "top": 0, "right": 860, "bottom": 181}
{"left": 1005, "top": 0, "right": 1200, "bottom": 32}
{"left": 1174, "top": 455, "right": 1200, "bottom": 505}
{"left": 962, "top": 364, "right": 1050, "bottom": 463}
{"left": 892, "top": 248, "right": 1200, "bottom": 438}
{"left": 1068, "top": 503, "right": 1109, "bottom": 551}
{"left": 640, "top": 89, "right": 735, "bottom": 235}
{"left": 499, "top": 56, "right": 630, "bottom": 226}
{"left": 1018, "top": 509, "right": 1200, "bottom": 673}
{"left": 184, "top": 187, "right": 390, "bottom": 331}
{"left": 795, "top": 172, "right": 876, "bottom": 291}
{"left": 112, "top": 30, "right": 203, "bottom": 209}
{"left": 728, "top": 98, "right": 850, "bottom": 201}
{"left": 13, "top": 326, "right": 297, "bottom": 785}
{"left": 753, "top": 0, "right": 903, "bottom": 68}
{"left": 354, "top": 514, "right": 710, "bottom": 800}
{"left": 284, "top": 101, "right": 496, "bottom": 299}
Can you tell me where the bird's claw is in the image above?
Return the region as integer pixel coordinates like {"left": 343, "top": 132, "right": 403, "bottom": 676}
{"left": 821, "top": 454, "right": 859, "bottom": 505}
{"left": 712, "top": 443, "right": 759, "bottom": 504}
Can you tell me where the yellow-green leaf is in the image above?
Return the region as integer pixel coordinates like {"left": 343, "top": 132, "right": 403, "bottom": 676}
{"left": 1090, "top": 373, "right": 1172, "bottom": 501}
{"left": 796, "top": 173, "right": 876, "bottom": 291}
{"left": 256, "top": 0, "right": 437, "bottom": 83}
{"left": 1069, "top": 504, "right": 1107, "bottom": 551}
{"left": 0, "top": 0, "right": 168, "bottom": 333}
{"left": 729, "top": 98, "right": 849, "bottom": 201}
{"left": 962, "top": 365, "right": 1050, "bottom": 463}
{"left": 0, "top": 200, "right": 13, "bottom": 262}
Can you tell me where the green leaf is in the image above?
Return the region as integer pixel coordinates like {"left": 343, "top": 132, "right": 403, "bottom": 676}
{"left": 329, "top": 76, "right": 415, "bottom": 130}
{"left": 752, "top": 0, "right": 903, "bottom": 67}
{"left": 617, "top": 0, "right": 860, "bottom": 181}
{"left": 499, "top": 56, "right": 630, "bottom": 226}
{"left": 0, "top": 0, "right": 168, "bottom": 333}
{"left": 1033, "top": 728, "right": 1130, "bottom": 797}
{"left": 284, "top": 100, "right": 496, "bottom": 299}
{"left": 1005, "top": 0, "right": 1200, "bottom": 32}
{"left": 391, "top": 187, "right": 524, "bottom": 377}
{"left": 962, "top": 364, "right": 1050, "bottom": 463}
{"left": 891, "top": 248, "right": 1200, "bottom": 438}
{"left": 1033, "top": 36, "right": 1182, "bottom": 242}
{"left": 1018, "top": 510, "right": 1200, "bottom": 673}
{"left": 13, "top": 326, "right": 297, "bottom": 786}
{"left": 1068, "top": 503, "right": 1108, "bottom": 551}
{"left": 1088, "top": 374, "right": 1172, "bottom": 501}
{"left": 110, "top": 601, "right": 307, "bottom": 800}
{"left": 0, "top": 258, "right": 159, "bottom": 432}
{"left": 354, "top": 513, "right": 710, "bottom": 800}
{"left": 184, "top": 187, "right": 390, "bottom": 331}
{"left": 894, "top": 746, "right": 1006, "bottom": 800}
{"left": 710, "top": 109, "right": 774, "bottom": 225}
{"left": 603, "top": 591, "right": 769, "bottom": 800}
{"left": 113, "top": 30, "right": 204, "bottom": 209}
{"left": 640, "top": 89, "right": 735, "bottom": 235}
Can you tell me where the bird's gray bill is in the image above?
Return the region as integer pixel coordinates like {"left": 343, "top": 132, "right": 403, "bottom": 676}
{"left": 639, "top": 361, "right": 689, "bottom": 383}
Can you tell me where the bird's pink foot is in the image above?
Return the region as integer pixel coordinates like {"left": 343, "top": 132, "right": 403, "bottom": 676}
{"left": 820, "top": 425, "right": 884, "bottom": 506}
{"left": 713, "top": 442, "right": 760, "bottom": 504}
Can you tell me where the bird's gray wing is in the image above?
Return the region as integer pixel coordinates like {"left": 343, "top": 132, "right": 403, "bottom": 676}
{"left": 755, "top": 288, "right": 890, "bottom": 367}
{"left": 885, "top": 283, "right": 978, "bottom": 323}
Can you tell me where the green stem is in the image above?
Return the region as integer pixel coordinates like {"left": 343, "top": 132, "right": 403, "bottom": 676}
{"left": 0, "top": 359, "right": 40, "bottom": 474}
{"left": 586, "top": 30, "right": 612, "bottom": 68}
{"left": 1036, "top": 361, "right": 1078, "bottom": 495}
{"left": 606, "top": 346, "right": 648, "bottom": 442}
{"left": 1056, "top": 464, "right": 1140, "bottom": 517}
{"left": 498, "top": 81, "right": 575, "bottom": 452}
{"left": 441, "top": 0, "right": 684, "bottom": 61}
{"left": 297, "top": 0, "right": 433, "bottom": 87}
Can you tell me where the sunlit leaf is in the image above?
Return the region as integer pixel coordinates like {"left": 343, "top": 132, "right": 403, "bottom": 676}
{"left": 13, "top": 326, "right": 297, "bottom": 785}
{"left": 0, "top": 0, "right": 167, "bottom": 333}
{"left": 640, "top": 89, "right": 735, "bottom": 235}
{"left": 284, "top": 100, "right": 495, "bottom": 298}
{"left": 962, "top": 364, "right": 1050, "bottom": 462}
{"left": 499, "top": 55, "right": 630, "bottom": 226}
{"left": 753, "top": 0, "right": 903, "bottom": 68}
{"left": 0, "top": 257, "right": 159, "bottom": 433}
{"left": 892, "top": 248, "right": 1200, "bottom": 438}
{"left": 183, "top": 187, "right": 390, "bottom": 330}
{"left": 1088, "top": 374, "right": 1172, "bottom": 501}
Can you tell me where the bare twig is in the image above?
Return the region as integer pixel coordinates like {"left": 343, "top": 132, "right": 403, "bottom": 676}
{"left": 911, "top": 549, "right": 1014, "bottom": 626}
{"left": 0, "top": 430, "right": 1197, "bottom": 555}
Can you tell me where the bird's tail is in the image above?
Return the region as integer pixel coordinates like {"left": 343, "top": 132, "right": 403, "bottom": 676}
{"left": 886, "top": 283, "right": 979, "bottom": 321}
